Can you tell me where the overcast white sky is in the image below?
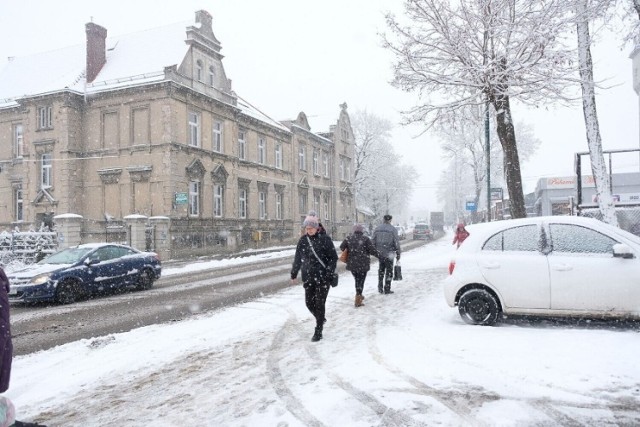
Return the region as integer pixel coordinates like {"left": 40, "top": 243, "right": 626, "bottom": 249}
{"left": 0, "top": 0, "right": 638, "bottom": 219}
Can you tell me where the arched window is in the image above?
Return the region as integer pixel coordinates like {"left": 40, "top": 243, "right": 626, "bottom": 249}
{"left": 208, "top": 65, "right": 215, "bottom": 86}
{"left": 195, "top": 60, "right": 203, "bottom": 82}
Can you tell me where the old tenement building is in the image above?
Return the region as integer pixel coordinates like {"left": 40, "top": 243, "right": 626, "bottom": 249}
{"left": 0, "top": 10, "right": 355, "bottom": 258}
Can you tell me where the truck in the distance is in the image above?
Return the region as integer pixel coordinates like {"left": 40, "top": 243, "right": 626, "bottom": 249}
{"left": 430, "top": 212, "right": 444, "bottom": 233}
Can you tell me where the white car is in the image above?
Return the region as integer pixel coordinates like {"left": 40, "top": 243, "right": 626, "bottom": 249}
{"left": 394, "top": 226, "right": 406, "bottom": 240}
{"left": 443, "top": 216, "right": 640, "bottom": 326}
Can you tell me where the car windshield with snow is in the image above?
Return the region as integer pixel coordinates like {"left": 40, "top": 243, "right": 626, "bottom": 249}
{"left": 444, "top": 216, "right": 640, "bottom": 326}
{"left": 7, "top": 243, "right": 162, "bottom": 304}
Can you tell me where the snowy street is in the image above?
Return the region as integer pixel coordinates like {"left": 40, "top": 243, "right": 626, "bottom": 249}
{"left": 7, "top": 236, "right": 640, "bottom": 426}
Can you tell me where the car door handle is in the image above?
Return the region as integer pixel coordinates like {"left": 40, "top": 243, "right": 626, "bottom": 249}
{"left": 551, "top": 264, "right": 573, "bottom": 271}
{"left": 481, "top": 262, "right": 501, "bottom": 269}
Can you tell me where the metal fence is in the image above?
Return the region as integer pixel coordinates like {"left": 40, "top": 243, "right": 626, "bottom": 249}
{"left": 0, "top": 230, "right": 58, "bottom": 265}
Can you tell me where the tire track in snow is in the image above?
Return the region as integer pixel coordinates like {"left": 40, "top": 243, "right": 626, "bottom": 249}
{"left": 304, "top": 339, "right": 427, "bottom": 427}
{"left": 267, "top": 306, "right": 326, "bottom": 427}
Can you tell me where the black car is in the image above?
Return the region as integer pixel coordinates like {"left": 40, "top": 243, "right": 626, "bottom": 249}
{"left": 7, "top": 243, "right": 162, "bottom": 304}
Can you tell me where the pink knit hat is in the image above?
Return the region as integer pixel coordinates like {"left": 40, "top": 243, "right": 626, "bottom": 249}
{"left": 303, "top": 215, "right": 319, "bottom": 228}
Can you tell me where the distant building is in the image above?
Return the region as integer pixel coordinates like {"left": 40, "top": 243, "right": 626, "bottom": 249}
{"left": 534, "top": 173, "right": 640, "bottom": 216}
{"left": 0, "top": 10, "right": 355, "bottom": 257}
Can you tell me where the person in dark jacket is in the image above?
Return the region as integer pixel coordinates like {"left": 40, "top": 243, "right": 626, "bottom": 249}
{"left": 291, "top": 215, "right": 338, "bottom": 342}
{"left": 372, "top": 214, "right": 401, "bottom": 294}
{"left": 0, "top": 267, "right": 46, "bottom": 427}
{"left": 452, "top": 223, "right": 470, "bottom": 248}
{"left": 340, "top": 224, "right": 379, "bottom": 307}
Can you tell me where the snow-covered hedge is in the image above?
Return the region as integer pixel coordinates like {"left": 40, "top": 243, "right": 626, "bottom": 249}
{"left": 0, "top": 227, "right": 58, "bottom": 267}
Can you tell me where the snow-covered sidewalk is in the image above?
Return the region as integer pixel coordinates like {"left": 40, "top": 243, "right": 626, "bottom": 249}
{"left": 6, "top": 238, "right": 640, "bottom": 426}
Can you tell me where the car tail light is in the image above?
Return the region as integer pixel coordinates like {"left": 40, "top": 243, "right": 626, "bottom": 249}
{"left": 448, "top": 261, "right": 455, "bottom": 275}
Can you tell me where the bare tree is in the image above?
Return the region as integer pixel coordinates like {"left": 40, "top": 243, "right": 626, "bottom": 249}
{"left": 438, "top": 106, "right": 540, "bottom": 222}
{"left": 574, "top": 0, "right": 618, "bottom": 225}
{"left": 384, "top": 0, "right": 576, "bottom": 218}
{"left": 352, "top": 110, "right": 418, "bottom": 221}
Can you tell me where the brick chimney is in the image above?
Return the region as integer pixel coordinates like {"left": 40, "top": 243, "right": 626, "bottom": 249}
{"left": 86, "top": 22, "right": 107, "bottom": 83}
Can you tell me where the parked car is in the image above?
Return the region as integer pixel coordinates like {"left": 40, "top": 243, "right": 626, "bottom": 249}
{"left": 444, "top": 216, "right": 640, "bottom": 326}
{"left": 394, "top": 226, "right": 406, "bottom": 240}
{"left": 7, "top": 243, "right": 162, "bottom": 304}
{"left": 413, "top": 223, "right": 432, "bottom": 240}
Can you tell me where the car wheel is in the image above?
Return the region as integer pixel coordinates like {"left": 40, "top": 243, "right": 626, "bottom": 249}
{"left": 458, "top": 289, "right": 500, "bottom": 326}
{"left": 55, "top": 280, "right": 79, "bottom": 304}
{"left": 136, "top": 268, "right": 154, "bottom": 290}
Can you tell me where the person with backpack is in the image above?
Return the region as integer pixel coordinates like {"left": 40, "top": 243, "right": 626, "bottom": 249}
{"left": 372, "top": 214, "right": 401, "bottom": 294}
{"left": 290, "top": 214, "right": 338, "bottom": 342}
{"left": 339, "top": 224, "right": 379, "bottom": 307}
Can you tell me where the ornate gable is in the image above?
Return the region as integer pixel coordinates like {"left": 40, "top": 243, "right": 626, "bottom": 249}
{"left": 298, "top": 176, "right": 309, "bottom": 188}
{"left": 186, "top": 159, "right": 206, "bottom": 179}
{"left": 210, "top": 162, "right": 228, "bottom": 182}
{"left": 294, "top": 112, "right": 311, "bottom": 131}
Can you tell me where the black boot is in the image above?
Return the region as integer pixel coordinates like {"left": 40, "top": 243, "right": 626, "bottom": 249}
{"left": 384, "top": 282, "right": 393, "bottom": 294}
{"left": 378, "top": 283, "right": 383, "bottom": 294}
{"left": 311, "top": 326, "right": 323, "bottom": 342}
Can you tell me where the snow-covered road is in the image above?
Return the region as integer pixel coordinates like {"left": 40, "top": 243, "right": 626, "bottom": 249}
{"left": 7, "top": 236, "right": 640, "bottom": 426}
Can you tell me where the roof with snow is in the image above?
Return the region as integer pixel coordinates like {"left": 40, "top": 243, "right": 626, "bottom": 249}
{"left": 0, "top": 17, "right": 289, "bottom": 134}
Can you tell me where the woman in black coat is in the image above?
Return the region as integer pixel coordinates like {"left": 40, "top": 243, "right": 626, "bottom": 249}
{"left": 291, "top": 215, "right": 338, "bottom": 342}
{"left": 339, "top": 224, "right": 379, "bottom": 307}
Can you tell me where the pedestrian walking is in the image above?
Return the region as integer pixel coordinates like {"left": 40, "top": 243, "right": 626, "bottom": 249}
{"left": 452, "top": 223, "right": 470, "bottom": 248}
{"left": 290, "top": 214, "right": 338, "bottom": 342}
{"left": 339, "top": 224, "right": 379, "bottom": 307}
{"left": 372, "top": 214, "right": 401, "bottom": 294}
{"left": 0, "top": 267, "right": 47, "bottom": 427}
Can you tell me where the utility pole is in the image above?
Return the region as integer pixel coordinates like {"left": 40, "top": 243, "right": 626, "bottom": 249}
{"left": 485, "top": 98, "right": 491, "bottom": 222}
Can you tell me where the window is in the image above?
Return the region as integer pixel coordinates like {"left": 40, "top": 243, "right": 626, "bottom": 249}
{"left": 213, "top": 184, "right": 224, "bottom": 217}
{"left": 346, "top": 161, "right": 351, "bottom": 182}
{"left": 188, "top": 112, "right": 200, "bottom": 147}
{"left": 14, "top": 188, "right": 23, "bottom": 222}
{"left": 238, "top": 188, "right": 247, "bottom": 219}
{"left": 482, "top": 225, "right": 540, "bottom": 252}
{"left": 550, "top": 224, "right": 617, "bottom": 254}
{"left": 323, "top": 194, "right": 329, "bottom": 220}
{"left": 259, "top": 191, "right": 267, "bottom": 219}
{"left": 298, "top": 146, "right": 306, "bottom": 171}
{"left": 258, "top": 138, "right": 266, "bottom": 165}
{"left": 13, "top": 124, "right": 23, "bottom": 159}
{"left": 341, "top": 128, "right": 349, "bottom": 142}
{"left": 313, "top": 149, "right": 319, "bottom": 175}
{"left": 299, "top": 193, "right": 307, "bottom": 214}
{"left": 275, "top": 192, "right": 282, "bottom": 220}
{"left": 38, "top": 106, "right": 52, "bottom": 129}
{"left": 323, "top": 152, "right": 329, "bottom": 177}
{"left": 313, "top": 193, "right": 320, "bottom": 214}
{"left": 132, "top": 107, "right": 150, "bottom": 145}
{"left": 238, "top": 131, "right": 246, "bottom": 160}
{"left": 41, "top": 153, "right": 52, "bottom": 189}
{"left": 213, "top": 121, "right": 223, "bottom": 153}
{"left": 195, "top": 60, "right": 203, "bottom": 82}
{"left": 208, "top": 65, "right": 215, "bottom": 86}
{"left": 275, "top": 143, "right": 282, "bottom": 169}
{"left": 340, "top": 158, "right": 346, "bottom": 181}
{"left": 189, "top": 181, "right": 200, "bottom": 216}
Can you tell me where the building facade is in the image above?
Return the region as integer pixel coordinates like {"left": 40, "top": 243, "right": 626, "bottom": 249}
{"left": 0, "top": 10, "right": 355, "bottom": 257}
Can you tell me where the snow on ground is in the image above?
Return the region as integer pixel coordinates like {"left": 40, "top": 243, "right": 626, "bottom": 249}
{"left": 6, "top": 236, "right": 640, "bottom": 426}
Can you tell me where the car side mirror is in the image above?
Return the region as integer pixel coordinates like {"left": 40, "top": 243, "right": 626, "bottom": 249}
{"left": 612, "top": 243, "right": 634, "bottom": 259}
{"left": 84, "top": 258, "right": 100, "bottom": 266}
